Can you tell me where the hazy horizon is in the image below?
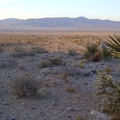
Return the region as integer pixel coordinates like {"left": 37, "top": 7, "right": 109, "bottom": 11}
{"left": 0, "top": 0, "right": 120, "bottom": 21}
{"left": 0, "top": 16, "right": 120, "bottom": 22}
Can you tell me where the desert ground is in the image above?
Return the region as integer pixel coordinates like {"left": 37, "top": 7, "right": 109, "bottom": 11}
{"left": 0, "top": 31, "right": 120, "bottom": 120}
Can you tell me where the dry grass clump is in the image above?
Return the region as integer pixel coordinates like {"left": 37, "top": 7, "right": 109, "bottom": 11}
{"left": 68, "top": 49, "right": 77, "bottom": 56}
{"left": 101, "top": 48, "right": 111, "bottom": 59}
{"left": 66, "top": 86, "right": 76, "bottom": 92}
{"left": 30, "top": 47, "right": 48, "bottom": 54}
{"left": 38, "top": 60, "right": 52, "bottom": 68}
{"left": 78, "top": 61, "right": 84, "bottom": 69}
{"left": 75, "top": 116, "right": 84, "bottom": 120}
{"left": 38, "top": 57, "right": 65, "bottom": 68}
{"left": 11, "top": 76, "right": 42, "bottom": 99}
{"left": 0, "top": 44, "right": 4, "bottom": 53}
{"left": 96, "top": 71, "right": 120, "bottom": 119}
{"left": 104, "top": 67, "right": 111, "bottom": 74}
{"left": 12, "top": 46, "right": 35, "bottom": 58}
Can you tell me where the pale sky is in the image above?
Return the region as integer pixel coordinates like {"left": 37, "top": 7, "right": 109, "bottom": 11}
{"left": 0, "top": 0, "right": 120, "bottom": 21}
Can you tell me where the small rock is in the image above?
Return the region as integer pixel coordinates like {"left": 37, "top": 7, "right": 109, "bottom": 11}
{"left": 67, "top": 115, "right": 72, "bottom": 118}
{"left": 31, "top": 107, "right": 37, "bottom": 110}
{"left": 66, "top": 107, "right": 74, "bottom": 111}
{"left": 84, "top": 82, "right": 88, "bottom": 85}
{"left": 53, "top": 102, "right": 57, "bottom": 106}
{"left": 54, "top": 98, "right": 58, "bottom": 101}
{"left": 91, "top": 110, "right": 110, "bottom": 120}
{"left": 10, "top": 117, "right": 16, "bottom": 120}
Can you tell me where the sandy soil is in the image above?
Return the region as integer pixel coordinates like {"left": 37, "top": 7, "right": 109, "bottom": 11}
{"left": 0, "top": 32, "right": 120, "bottom": 120}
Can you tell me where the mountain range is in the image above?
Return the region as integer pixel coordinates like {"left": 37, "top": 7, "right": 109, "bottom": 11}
{"left": 0, "top": 17, "right": 120, "bottom": 31}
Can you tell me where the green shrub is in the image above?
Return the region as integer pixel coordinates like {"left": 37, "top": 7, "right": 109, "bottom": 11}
{"left": 49, "top": 57, "right": 65, "bottom": 66}
{"left": 101, "top": 48, "right": 111, "bottom": 59}
{"left": 30, "top": 47, "right": 48, "bottom": 54}
{"left": 95, "top": 72, "right": 120, "bottom": 118}
{"left": 12, "top": 47, "right": 35, "bottom": 58}
{"left": 68, "top": 49, "right": 77, "bottom": 56}
{"left": 38, "top": 57, "right": 65, "bottom": 68}
{"left": 38, "top": 60, "right": 52, "bottom": 68}
{"left": 0, "top": 45, "right": 3, "bottom": 53}
{"left": 84, "top": 43, "right": 100, "bottom": 62}
{"left": 11, "top": 76, "right": 42, "bottom": 99}
{"left": 85, "top": 43, "right": 99, "bottom": 55}
{"left": 107, "top": 34, "right": 120, "bottom": 54}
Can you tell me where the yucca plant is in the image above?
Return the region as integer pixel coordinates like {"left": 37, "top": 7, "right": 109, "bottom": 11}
{"left": 84, "top": 43, "right": 100, "bottom": 62}
{"left": 95, "top": 71, "right": 120, "bottom": 119}
{"left": 107, "top": 34, "right": 120, "bottom": 54}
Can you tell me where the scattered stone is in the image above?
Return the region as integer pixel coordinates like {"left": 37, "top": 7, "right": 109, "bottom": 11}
{"left": 66, "top": 107, "right": 74, "bottom": 111}
{"left": 10, "top": 117, "right": 16, "bottom": 120}
{"left": 91, "top": 110, "right": 110, "bottom": 120}
{"left": 53, "top": 102, "right": 57, "bottom": 106}
{"left": 31, "top": 107, "right": 37, "bottom": 110}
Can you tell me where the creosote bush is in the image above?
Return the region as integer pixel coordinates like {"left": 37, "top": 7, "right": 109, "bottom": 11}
{"left": 12, "top": 47, "right": 35, "bottom": 58}
{"left": 95, "top": 71, "right": 120, "bottom": 119}
{"left": 30, "top": 47, "right": 48, "bottom": 54}
{"left": 68, "top": 49, "right": 77, "bottom": 56}
{"left": 11, "top": 76, "right": 42, "bottom": 99}
{"left": 101, "top": 48, "right": 112, "bottom": 59}
{"left": 38, "top": 57, "right": 65, "bottom": 68}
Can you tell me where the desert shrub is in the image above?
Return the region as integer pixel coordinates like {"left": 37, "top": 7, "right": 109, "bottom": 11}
{"left": 78, "top": 62, "right": 84, "bottom": 69}
{"left": 112, "top": 53, "right": 120, "bottom": 59}
{"left": 38, "top": 60, "right": 52, "bottom": 68}
{"left": 104, "top": 67, "right": 111, "bottom": 74}
{"left": 13, "top": 46, "right": 23, "bottom": 52}
{"left": 75, "top": 116, "right": 84, "bottom": 120}
{"left": 48, "top": 57, "right": 65, "bottom": 66}
{"left": 11, "top": 76, "right": 42, "bottom": 99}
{"left": 85, "top": 43, "right": 99, "bottom": 55}
{"left": 30, "top": 47, "right": 48, "bottom": 54}
{"left": 68, "top": 49, "right": 77, "bottom": 56}
{"left": 107, "top": 34, "right": 120, "bottom": 54}
{"left": 101, "top": 48, "right": 112, "bottom": 59}
{"left": 38, "top": 57, "right": 65, "bottom": 68}
{"left": 84, "top": 43, "right": 100, "bottom": 62}
{"left": 0, "top": 45, "right": 4, "bottom": 53}
{"left": 95, "top": 71, "right": 120, "bottom": 119}
{"left": 66, "top": 86, "right": 76, "bottom": 92}
{"left": 12, "top": 47, "right": 34, "bottom": 58}
{"left": 0, "top": 59, "right": 17, "bottom": 68}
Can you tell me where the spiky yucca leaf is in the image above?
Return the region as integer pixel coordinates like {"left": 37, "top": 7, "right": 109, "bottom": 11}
{"left": 107, "top": 34, "right": 120, "bottom": 54}
{"left": 86, "top": 43, "right": 99, "bottom": 55}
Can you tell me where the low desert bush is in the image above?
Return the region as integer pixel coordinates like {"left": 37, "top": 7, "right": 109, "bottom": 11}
{"left": 101, "top": 48, "right": 112, "bottom": 59}
{"left": 104, "top": 67, "right": 111, "bottom": 74}
{"left": 95, "top": 71, "right": 120, "bottom": 119}
{"left": 30, "top": 47, "right": 48, "bottom": 54}
{"left": 112, "top": 53, "right": 120, "bottom": 59}
{"left": 38, "top": 60, "right": 52, "bottom": 68}
{"left": 49, "top": 57, "right": 65, "bottom": 65}
{"left": 66, "top": 86, "right": 76, "bottom": 92}
{"left": 11, "top": 76, "right": 42, "bottom": 99}
{"left": 75, "top": 116, "right": 84, "bottom": 120}
{"left": 78, "top": 62, "right": 84, "bottom": 69}
{"left": 38, "top": 57, "right": 65, "bottom": 68}
{"left": 12, "top": 47, "right": 34, "bottom": 58}
{"left": 68, "top": 49, "right": 77, "bottom": 56}
{"left": 0, "top": 45, "right": 3, "bottom": 53}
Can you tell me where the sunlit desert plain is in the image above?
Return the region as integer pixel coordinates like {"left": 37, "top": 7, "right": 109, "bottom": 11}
{"left": 0, "top": 31, "right": 120, "bottom": 120}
